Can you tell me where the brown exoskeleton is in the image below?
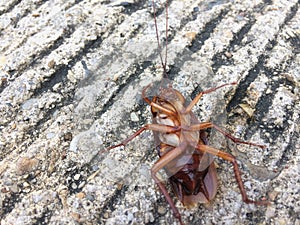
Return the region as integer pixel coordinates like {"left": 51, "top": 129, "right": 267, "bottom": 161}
{"left": 102, "top": 0, "right": 269, "bottom": 224}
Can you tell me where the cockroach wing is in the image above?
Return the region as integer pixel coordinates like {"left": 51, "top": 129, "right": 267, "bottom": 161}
{"left": 189, "top": 102, "right": 217, "bottom": 172}
{"left": 171, "top": 162, "right": 218, "bottom": 208}
{"left": 209, "top": 96, "right": 229, "bottom": 150}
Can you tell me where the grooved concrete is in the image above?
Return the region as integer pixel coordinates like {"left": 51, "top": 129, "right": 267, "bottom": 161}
{"left": 0, "top": 0, "right": 299, "bottom": 224}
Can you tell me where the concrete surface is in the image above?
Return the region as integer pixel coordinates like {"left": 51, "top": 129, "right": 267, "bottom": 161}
{"left": 0, "top": 0, "right": 299, "bottom": 224}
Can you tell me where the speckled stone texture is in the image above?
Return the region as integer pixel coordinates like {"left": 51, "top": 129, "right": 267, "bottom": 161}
{"left": 0, "top": 0, "right": 299, "bottom": 224}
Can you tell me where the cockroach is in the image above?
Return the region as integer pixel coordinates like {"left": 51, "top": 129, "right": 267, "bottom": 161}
{"left": 102, "top": 1, "right": 269, "bottom": 224}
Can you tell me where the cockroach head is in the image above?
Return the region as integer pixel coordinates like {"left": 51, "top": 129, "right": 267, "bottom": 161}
{"left": 158, "top": 86, "right": 184, "bottom": 104}
{"left": 143, "top": 78, "right": 184, "bottom": 104}
{"left": 143, "top": 78, "right": 172, "bottom": 99}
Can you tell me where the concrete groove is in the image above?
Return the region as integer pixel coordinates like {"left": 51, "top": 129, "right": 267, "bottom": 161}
{"left": 0, "top": 0, "right": 299, "bottom": 224}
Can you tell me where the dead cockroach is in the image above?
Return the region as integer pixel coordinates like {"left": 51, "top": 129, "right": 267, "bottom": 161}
{"left": 101, "top": 1, "right": 269, "bottom": 224}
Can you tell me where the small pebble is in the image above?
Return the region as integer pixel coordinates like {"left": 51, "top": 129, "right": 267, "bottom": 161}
{"left": 74, "top": 174, "right": 81, "bottom": 181}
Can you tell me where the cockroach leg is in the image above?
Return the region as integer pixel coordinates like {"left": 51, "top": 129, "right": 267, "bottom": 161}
{"left": 142, "top": 86, "right": 178, "bottom": 117}
{"left": 209, "top": 123, "right": 266, "bottom": 148}
{"left": 184, "top": 82, "right": 237, "bottom": 113}
{"left": 103, "top": 124, "right": 181, "bottom": 153}
{"left": 186, "top": 122, "right": 266, "bottom": 149}
{"left": 151, "top": 142, "right": 187, "bottom": 225}
{"left": 152, "top": 175, "right": 184, "bottom": 225}
{"left": 151, "top": 102, "right": 177, "bottom": 117}
{"left": 196, "top": 144, "right": 270, "bottom": 205}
